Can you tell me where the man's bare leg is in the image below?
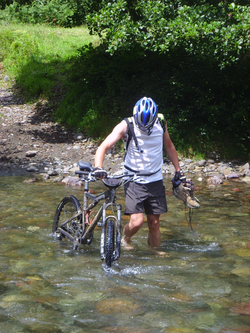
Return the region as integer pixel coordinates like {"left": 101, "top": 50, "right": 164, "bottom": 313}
{"left": 122, "top": 213, "right": 144, "bottom": 248}
{"left": 147, "top": 214, "right": 161, "bottom": 247}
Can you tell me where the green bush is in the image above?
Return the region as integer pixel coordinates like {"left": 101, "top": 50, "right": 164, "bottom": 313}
{"left": 1, "top": 0, "right": 74, "bottom": 26}
{"left": 0, "top": 0, "right": 103, "bottom": 27}
{"left": 87, "top": 1, "right": 250, "bottom": 70}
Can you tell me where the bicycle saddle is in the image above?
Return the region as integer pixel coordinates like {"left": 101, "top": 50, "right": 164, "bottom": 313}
{"left": 78, "top": 161, "right": 93, "bottom": 172}
{"left": 102, "top": 178, "right": 122, "bottom": 188}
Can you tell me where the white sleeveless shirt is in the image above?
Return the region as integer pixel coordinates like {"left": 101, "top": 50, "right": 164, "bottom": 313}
{"left": 124, "top": 117, "right": 164, "bottom": 184}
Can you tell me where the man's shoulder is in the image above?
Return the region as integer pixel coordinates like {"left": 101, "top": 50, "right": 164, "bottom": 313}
{"left": 112, "top": 119, "right": 128, "bottom": 137}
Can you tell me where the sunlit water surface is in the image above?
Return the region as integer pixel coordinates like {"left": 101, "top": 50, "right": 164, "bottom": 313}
{"left": 0, "top": 175, "right": 250, "bottom": 333}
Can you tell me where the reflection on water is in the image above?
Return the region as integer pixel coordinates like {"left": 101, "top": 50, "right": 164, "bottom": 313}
{"left": 0, "top": 175, "right": 250, "bottom": 332}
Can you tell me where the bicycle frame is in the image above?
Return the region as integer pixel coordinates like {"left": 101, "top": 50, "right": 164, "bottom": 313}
{"left": 78, "top": 173, "right": 122, "bottom": 260}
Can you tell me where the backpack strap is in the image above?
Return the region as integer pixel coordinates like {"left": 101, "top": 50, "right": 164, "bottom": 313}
{"left": 158, "top": 113, "right": 166, "bottom": 132}
{"left": 123, "top": 117, "right": 142, "bottom": 161}
{"left": 124, "top": 117, "right": 141, "bottom": 152}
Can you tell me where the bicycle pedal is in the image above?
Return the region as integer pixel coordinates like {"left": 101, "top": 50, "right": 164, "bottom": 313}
{"left": 97, "top": 222, "right": 102, "bottom": 227}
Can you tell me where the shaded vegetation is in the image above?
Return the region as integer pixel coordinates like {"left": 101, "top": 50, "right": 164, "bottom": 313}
{"left": 55, "top": 43, "right": 250, "bottom": 160}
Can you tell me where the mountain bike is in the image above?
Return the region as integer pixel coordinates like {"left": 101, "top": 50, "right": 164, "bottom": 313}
{"left": 52, "top": 161, "right": 133, "bottom": 268}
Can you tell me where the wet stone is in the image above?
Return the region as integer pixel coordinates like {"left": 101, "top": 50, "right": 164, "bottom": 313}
{"left": 243, "top": 176, "right": 250, "bottom": 183}
{"left": 230, "top": 303, "right": 250, "bottom": 315}
{"left": 227, "top": 172, "right": 239, "bottom": 179}
{"left": 61, "top": 176, "right": 82, "bottom": 187}
{"left": 25, "top": 150, "right": 38, "bottom": 157}
{"left": 47, "top": 170, "right": 59, "bottom": 176}
{"left": 96, "top": 298, "right": 143, "bottom": 315}
{"left": 73, "top": 132, "right": 84, "bottom": 140}
{"left": 26, "top": 165, "right": 39, "bottom": 172}
{"left": 196, "top": 159, "right": 206, "bottom": 167}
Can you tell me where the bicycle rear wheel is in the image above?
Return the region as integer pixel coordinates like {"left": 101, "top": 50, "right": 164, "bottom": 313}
{"left": 53, "top": 196, "right": 84, "bottom": 247}
{"left": 105, "top": 218, "right": 115, "bottom": 268}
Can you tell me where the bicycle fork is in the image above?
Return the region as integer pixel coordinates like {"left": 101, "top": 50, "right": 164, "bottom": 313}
{"left": 100, "top": 202, "right": 122, "bottom": 262}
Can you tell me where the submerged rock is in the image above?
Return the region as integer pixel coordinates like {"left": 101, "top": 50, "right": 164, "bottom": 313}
{"left": 207, "top": 176, "right": 223, "bottom": 186}
{"left": 61, "top": 176, "right": 83, "bottom": 187}
{"left": 230, "top": 303, "right": 250, "bottom": 315}
{"left": 25, "top": 150, "right": 38, "bottom": 157}
{"left": 23, "top": 177, "right": 39, "bottom": 183}
{"left": 96, "top": 298, "right": 142, "bottom": 314}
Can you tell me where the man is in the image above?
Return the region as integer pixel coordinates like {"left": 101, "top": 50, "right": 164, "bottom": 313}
{"left": 94, "top": 97, "right": 188, "bottom": 248}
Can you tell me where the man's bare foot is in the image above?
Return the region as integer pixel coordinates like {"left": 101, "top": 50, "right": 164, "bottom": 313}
{"left": 121, "top": 237, "right": 134, "bottom": 250}
{"left": 154, "top": 250, "right": 171, "bottom": 257}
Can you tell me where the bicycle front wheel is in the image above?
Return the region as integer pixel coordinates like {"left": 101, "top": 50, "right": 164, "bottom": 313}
{"left": 105, "top": 218, "right": 115, "bottom": 268}
{"left": 53, "top": 195, "right": 84, "bottom": 245}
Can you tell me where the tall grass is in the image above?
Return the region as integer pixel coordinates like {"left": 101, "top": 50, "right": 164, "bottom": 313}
{"left": 0, "top": 23, "right": 99, "bottom": 97}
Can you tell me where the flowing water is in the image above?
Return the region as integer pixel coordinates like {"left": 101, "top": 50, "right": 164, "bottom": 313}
{"left": 0, "top": 175, "right": 250, "bottom": 333}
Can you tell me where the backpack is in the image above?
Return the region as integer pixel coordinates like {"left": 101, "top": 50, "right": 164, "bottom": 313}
{"left": 123, "top": 114, "right": 166, "bottom": 159}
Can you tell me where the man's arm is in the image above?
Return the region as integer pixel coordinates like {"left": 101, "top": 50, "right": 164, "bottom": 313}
{"left": 95, "top": 120, "right": 127, "bottom": 168}
{"left": 163, "top": 122, "right": 180, "bottom": 172}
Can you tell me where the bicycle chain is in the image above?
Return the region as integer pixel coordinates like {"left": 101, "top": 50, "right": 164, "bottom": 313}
{"left": 73, "top": 224, "right": 84, "bottom": 250}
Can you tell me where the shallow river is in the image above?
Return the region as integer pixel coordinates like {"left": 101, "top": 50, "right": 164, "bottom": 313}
{"left": 0, "top": 175, "right": 250, "bottom": 333}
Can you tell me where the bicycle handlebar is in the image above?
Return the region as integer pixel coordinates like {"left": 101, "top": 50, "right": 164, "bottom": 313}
{"left": 75, "top": 169, "right": 155, "bottom": 179}
{"left": 75, "top": 170, "right": 134, "bottom": 180}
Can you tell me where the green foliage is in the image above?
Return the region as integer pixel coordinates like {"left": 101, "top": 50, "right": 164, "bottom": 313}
{"left": 0, "top": 0, "right": 103, "bottom": 27}
{"left": 1, "top": 0, "right": 33, "bottom": 9}
{"left": 0, "top": 0, "right": 74, "bottom": 26}
{"left": 87, "top": 1, "right": 250, "bottom": 68}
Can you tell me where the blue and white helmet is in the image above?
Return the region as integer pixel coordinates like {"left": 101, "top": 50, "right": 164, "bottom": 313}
{"left": 133, "top": 97, "right": 158, "bottom": 131}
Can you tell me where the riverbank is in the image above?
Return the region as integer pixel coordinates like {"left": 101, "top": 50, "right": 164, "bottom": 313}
{"left": 1, "top": 85, "right": 250, "bottom": 185}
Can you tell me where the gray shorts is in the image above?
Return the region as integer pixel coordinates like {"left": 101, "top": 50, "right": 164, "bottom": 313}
{"left": 124, "top": 180, "right": 168, "bottom": 215}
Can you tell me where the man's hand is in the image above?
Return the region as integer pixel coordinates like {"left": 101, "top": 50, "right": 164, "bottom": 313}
{"left": 93, "top": 167, "right": 107, "bottom": 179}
{"left": 172, "top": 169, "right": 186, "bottom": 188}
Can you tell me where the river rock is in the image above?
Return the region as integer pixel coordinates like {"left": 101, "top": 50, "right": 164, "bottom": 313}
{"left": 219, "top": 166, "right": 232, "bottom": 177}
{"left": 26, "top": 165, "right": 39, "bottom": 172}
{"left": 226, "top": 172, "right": 239, "bottom": 179}
{"left": 240, "top": 162, "right": 250, "bottom": 176}
{"left": 73, "top": 132, "right": 84, "bottom": 141}
{"left": 169, "top": 165, "right": 176, "bottom": 174}
{"left": 197, "top": 160, "right": 206, "bottom": 167}
{"left": 96, "top": 298, "right": 142, "bottom": 314}
{"left": 47, "top": 170, "right": 59, "bottom": 176}
{"left": 243, "top": 176, "right": 250, "bottom": 183}
{"left": 23, "top": 177, "right": 39, "bottom": 183}
{"left": 242, "top": 162, "right": 249, "bottom": 170}
{"left": 207, "top": 175, "right": 223, "bottom": 185}
{"left": 61, "top": 176, "right": 82, "bottom": 187}
{"left": 25, "top": 150, "right": 38, "bottom": 157}
{"left": 230, "top": 303, "right": 250, "bottom": 315}
{"left": 187, "top": 162, "right": 195, "bottom": 171}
